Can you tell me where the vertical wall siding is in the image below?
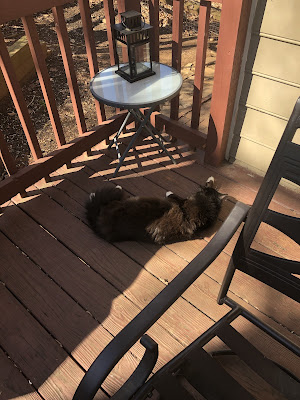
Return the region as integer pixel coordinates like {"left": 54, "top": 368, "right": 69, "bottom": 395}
{"left": 228, "top": 0, "right": 300, "bottom": 174}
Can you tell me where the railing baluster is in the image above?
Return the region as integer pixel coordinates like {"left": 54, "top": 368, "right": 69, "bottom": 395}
{"left": 0, "top": 129, "right": 17, "bottom": 176}
{"left": 117, "top": 0, "right": 141, "bottom": 15}
{"left": 0, "top": 31, "right": 42, "bottom": 160}
{"left": 22, "top": 15, "right": 66, "bottom": 148}
{"left": 103, "top": 0, "right": 117, "bottom": 66}
{"left": 149, "top": 0, "right": 159, "bottom": 62}
{"left": 170, "top": 0, "right": 184, "bottom": 121}
{"left": 78, "top": 0, "right": 106, "bottom": 124}
{"left": 0, "top": 129, "right": 28, "bottom": 198}
{"left": 52, "top": 5, "right": 87, "bottom": 136}
{"left": 191, "top": 1, "right": 211, "bottom": 130}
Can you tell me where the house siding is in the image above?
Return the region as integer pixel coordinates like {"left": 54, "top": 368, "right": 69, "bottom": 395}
{"left": 228, "top": 0, "right": 300, "bottom": 177}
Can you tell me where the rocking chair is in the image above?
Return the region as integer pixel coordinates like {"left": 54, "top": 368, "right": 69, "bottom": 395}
{"left": 73, "top": 97, "right": 300, "bottom": 400}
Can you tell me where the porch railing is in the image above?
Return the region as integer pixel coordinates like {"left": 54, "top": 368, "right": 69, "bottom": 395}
{"left": 0, "top": 0, "right": 251, "bottom": 206}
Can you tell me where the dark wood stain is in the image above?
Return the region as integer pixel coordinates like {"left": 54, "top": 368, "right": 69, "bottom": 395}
{"left": 0, "top": 140, "right": 299, "bottom": 398}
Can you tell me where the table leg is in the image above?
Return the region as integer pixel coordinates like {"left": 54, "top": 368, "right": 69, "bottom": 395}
{"left": 112, "top": 106, "right": 177, "bottom": 177}
{"left": 107, "top": 110, "right": 131, "bottom": 151}
{"left": 132, "top": 109, "right": 177, "bottom": 165}
{"left": 112, "top": 108, "right": 154, "bottom": 178}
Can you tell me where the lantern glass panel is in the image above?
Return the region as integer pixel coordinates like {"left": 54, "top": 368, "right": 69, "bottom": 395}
{"left": 116, "top": 40, "right": 153, "bottom": 82}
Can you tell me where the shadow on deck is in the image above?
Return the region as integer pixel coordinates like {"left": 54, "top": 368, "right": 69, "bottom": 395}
{"left": 1, "top": 138, "right": 299, "bottom": 399}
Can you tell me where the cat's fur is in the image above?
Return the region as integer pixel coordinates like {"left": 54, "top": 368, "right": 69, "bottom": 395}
{"left": 85, "top": 177, "right": 224, "bottom": 244}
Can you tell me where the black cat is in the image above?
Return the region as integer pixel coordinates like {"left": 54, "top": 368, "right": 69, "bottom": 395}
{"left": 85, "top": 177, "right": 224, "bottom": 244}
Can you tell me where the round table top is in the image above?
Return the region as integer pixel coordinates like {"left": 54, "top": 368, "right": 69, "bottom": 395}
{"left": 90, "top": 62, "right": 182, "bottom": 109}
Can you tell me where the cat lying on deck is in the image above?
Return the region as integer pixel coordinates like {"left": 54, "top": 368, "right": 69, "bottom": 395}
{"left": 85, "top": 177, "right": 224, "bottom": 244}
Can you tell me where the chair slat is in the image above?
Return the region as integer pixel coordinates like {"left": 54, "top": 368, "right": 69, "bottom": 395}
{"left": 0, "top": 129, "right": 17, "bottom": 176}
{"left": 103, "top": 0, "right": 117, "bottom": 65}
{"left": 149, "top": 0, "right": 160, "bottom": 62}
{"left": 191, "top": 1, "right": 211, "bottom": 130}
{"left": 250, "top": 249, "right": 300, "bottom": 274}
{"left": 284, "top": 142, "right": 300, "bottom": 186}
{"left": 153, "top": 373, "right": 196, "bottom": 400}
{"left": 235, "top": 252, "right": 300, "bottom": 302}
{"left": 264, "top": 210, "right": 300, "bottom": 245}
{"left": 217, "top": 324, "right": 300, "bottom": 400}
{"left": 22, "top": 15, "right": 66, "bottom": 147}
{"left": 0, "top": 31, "right": 42, "bottom": 160}
{"left": 78, "top": 0, "right": 106, "bottom": 124}
{"left": 181, "top": 345, "right": 255, "bottom": 400}
{"left": 170, "top": 0, "right": 184, "bottom": 121}
{"left": 52, "top": 5, "right": 87, "bottom": 135}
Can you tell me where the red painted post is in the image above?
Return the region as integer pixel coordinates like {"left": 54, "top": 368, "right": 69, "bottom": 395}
{"left": 204, "top": 0, "right": 252, "bottom": 166}
{"left": 170, "top": 0, "right": 184, "bottom": 121}
{"left": 0, "top": 30, "right": 42, "bottom": 160}
{"left": 103, "top": 0, "right": 117, "bottom": 66}
{"left": 117, "top": 0, "right": 141, "bottom": 14}
{"left": 78, "top": 0, "right": 106, "bottom": 124}
{"left": 0, "top": 129, "right": 17, "bottom": 176}
{"left": 149, "top": 0, "right": 159, "bottom": 62}
{"left": 191, "top": 1, "right": 211, "bottom": 130}
{"left": 52, "top": 5, "right": 87, "bottom": 136}
{"left": 22, "top": 15, "right": 66, "bottom": 147}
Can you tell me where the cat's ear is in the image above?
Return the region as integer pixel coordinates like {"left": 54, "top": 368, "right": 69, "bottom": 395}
{"left": 89, "top": 192, "right": 96, "bottom": 201}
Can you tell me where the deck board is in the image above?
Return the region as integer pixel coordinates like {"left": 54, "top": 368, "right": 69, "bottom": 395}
{"left": 0, "top": 138, "right": 299, "bottom": 398}
{"left": 81, "top": 142, "right": 300, "bottom": 334}
{"left": 0, "top": 284, "right": 88, "bottom": 400}
{"left": 0, "top": 203, "right": 183, "bottom": 376}
{"left": 0, "top": 348, "right": 43, "bottom": 400}
{"left": 0, "top": 228, "right": 134, "bottom": 395}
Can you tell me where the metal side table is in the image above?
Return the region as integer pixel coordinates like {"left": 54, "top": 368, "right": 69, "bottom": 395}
{"left": 90, "top": 62, "right": 182, "bottom": 177}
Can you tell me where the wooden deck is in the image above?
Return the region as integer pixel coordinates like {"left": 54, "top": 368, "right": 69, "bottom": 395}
{"left": 1, "top": 137, "right": 299, "bottom": 400}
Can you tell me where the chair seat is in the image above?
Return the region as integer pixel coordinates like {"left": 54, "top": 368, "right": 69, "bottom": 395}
{"left": 131, "top": 320, "right": 299, "bottom": 400}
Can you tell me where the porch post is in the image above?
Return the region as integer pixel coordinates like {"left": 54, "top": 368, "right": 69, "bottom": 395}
{"left": 117, "top": 0, "right": 141, "bottom": 14}
{"left": 204, "top": 0, "right": 252, "bottom": 166}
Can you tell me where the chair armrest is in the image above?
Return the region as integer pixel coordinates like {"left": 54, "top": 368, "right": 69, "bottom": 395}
{"left": 73, "top": 201, "right": 249, "bottom": 400}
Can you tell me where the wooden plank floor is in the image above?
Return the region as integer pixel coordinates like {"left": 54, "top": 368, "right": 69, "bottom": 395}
{"left": 0, "top": 137, "right": 299, "bottom": 399}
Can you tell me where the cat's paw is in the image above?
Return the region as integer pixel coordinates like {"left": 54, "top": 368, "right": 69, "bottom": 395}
{"left": 89, "top": 192, "right": 96, "bottom": 200}
{"left": 205, "top": 176, "right": 215, "bottom": 187}
{"left": 115, "top": 185, "right": 122, "bottom": 190}
{"left": 166, "top": 191, "right": 173, "bottom": 197}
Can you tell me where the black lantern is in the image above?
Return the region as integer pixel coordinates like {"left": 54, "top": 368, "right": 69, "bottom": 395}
{"left": 113, "top": 10, "right": 155, "bottom": 83}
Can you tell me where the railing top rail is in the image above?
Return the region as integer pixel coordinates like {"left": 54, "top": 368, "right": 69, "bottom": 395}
{"left": 0, "top": 0, "right": 76, "bottom": 24}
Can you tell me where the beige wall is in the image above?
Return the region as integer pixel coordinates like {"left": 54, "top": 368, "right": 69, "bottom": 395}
{"left": 227, "top": 0, "right": 300, "bottom": 177}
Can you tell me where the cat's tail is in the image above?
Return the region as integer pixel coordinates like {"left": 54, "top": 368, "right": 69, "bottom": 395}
{"left": 85, "top": 185, "right": 123, "bottom": 231}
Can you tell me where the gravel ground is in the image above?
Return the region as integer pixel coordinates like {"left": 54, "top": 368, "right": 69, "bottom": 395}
{"left": 0, "top": 1, "right": 220, "bottom": 180}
